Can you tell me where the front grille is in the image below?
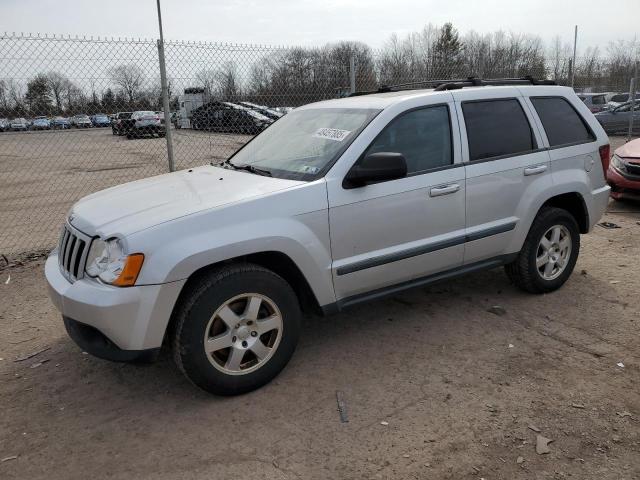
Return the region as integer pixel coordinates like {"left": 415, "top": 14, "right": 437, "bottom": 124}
{"left": 626, "top": 162, "right": 640, "bottom": 176}
{"left": 58, "top": 224, "right": 91, "bottom": 282}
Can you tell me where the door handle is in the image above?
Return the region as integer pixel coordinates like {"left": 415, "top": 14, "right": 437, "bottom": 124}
{"left": 524, "top": 164, "right": 548, "bottom": 176}
{"left": 429, "top": 183, "right": 460, "bottom": 197}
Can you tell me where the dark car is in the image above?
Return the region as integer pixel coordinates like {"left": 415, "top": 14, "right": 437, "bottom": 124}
{"left": 31, "top": 117, "right": 51, "bottom": 130}
{"left": 577, "top": 93, "right": 608, "bottom": 113}
{"left": 606, "top": 138, "right": 640, "bottom": 201}
{"left": 191, "top": 102, "right": 271, "bottom": 134}
{"left": 123, "top": 111, "right": 166, "bottom": 139}
{"left": 238, "top": 102, "right": 284, "bottom": 121}
{"left": 52, "top": 117, "right": 70, "bottom": 129}
{"left": 91, "top": 114, "right": 111, "bottom": 128}
{"left": 111, "top": 112, "right": 133, "bottom": 135}
{"left": 594, "top": 100, "right": 640, "bottom": 135}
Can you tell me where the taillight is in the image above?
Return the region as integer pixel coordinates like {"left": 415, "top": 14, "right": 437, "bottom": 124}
{"left": 599, "top": 144, "right": 611, "bottom": 175}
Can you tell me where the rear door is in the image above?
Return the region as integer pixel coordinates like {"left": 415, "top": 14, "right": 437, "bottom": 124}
{"left": 453, "top": 88, "right": 552, "bottom": 264}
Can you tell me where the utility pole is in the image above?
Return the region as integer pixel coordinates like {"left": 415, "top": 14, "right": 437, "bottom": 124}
{"left": 627, "top": 60, "right": 638, "bottom": 142}
{"left": 156, "top": 0, "right": 175, "bottom": 172}
{"left": 571, "top": 25, "right": 578, "bottom": 88}
{"left": 349, "top": 55, "right": 356, "bottom": 94}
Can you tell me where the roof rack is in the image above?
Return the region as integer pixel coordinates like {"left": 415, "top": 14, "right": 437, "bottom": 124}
{"left": 349, "top": 76, "right": 557, "bottom": 96}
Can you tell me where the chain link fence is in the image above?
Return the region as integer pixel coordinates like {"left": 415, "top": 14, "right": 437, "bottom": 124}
{"left": 0, "top": 32, "right": 638, "bottom": 258}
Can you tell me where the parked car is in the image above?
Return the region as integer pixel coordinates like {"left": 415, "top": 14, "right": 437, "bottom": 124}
{"left": 606, "top": 92, "right": 640, "bottom": 111}
{"left": 10, "top": 118, "right": 29, "bottom": 131}
{"left": 577, "top": 93, "right": 608, "bottom": 113}
{"left": 31, "top": 117, "right": 51, "bottom": 130}
{"left": 123, "top": 111, "right": 166, "bottom": 139}
{"left": 45, "top": 80, "right": 610, "bottom": 395}
{"left": 70, "top": 114, "right": 92, "bottom": 128}
{"left": 191, "top": 102, "right": 272, "bottom": 134}
{"left": 239, "top": 102, "right": 284, "bottom": 120}
{"left": 52, "top": 117, "right": 70, "bottom": 129}
{"left": 111, "top": 112, "right": 132, "bottom": 136}
{"left": 0, "top": 118, "right": 9, "bottom": 132}
{"left": 91, "top": 113, "right": 111, "bottom": 128}
{"left": 606, "top": 138, "right": 640, "bottom": 201}
{"left": 594, "top": 100, "right": 640, "bottom": 135}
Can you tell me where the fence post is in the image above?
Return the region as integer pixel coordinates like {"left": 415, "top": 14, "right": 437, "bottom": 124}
{"left": 627, "top": 61, "right": 638, "bottom": 142}
{"left": 156, "top": 0, "right": 175, "bottom": 172}
{"left": 571, "top": 25, "right": 577, "bottom": 88}
{"left": 349, "top": 55, "right": 356, "bottom": 94}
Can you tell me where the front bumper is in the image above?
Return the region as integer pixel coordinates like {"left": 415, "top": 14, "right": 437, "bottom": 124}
{"left": 45, "top": 253, "right": 186, "bottom": 358}
{"left": 606, "top": 166, "right": 640, "bottom": 200}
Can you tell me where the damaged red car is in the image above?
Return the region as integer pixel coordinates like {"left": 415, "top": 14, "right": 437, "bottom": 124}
{"left": 607, "top": 138, "right": 640, "bottom": 201}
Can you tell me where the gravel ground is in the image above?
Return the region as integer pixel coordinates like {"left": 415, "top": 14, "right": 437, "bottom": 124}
{"left": 1, "top": 200, "right": 639, "bottom": 480}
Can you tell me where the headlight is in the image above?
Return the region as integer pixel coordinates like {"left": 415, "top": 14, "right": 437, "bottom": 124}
{"left": 85, "top": 238, "right": 144, "bottom": 287}
{"left": 611, "top": 154, "right": 627, "bottom": 173}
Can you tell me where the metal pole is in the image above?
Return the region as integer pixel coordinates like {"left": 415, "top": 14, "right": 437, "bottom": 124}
{"left": 156, "top": 0, "right": 175, "bottom": 172}
{"left": 571, "top": 25, "right": 578, "bottom": 88}
{"left": 627, "top": 61, "right": 638, "bottom": 142}
{"left": 349, "top": 55, "right": 356, "bottom": 94}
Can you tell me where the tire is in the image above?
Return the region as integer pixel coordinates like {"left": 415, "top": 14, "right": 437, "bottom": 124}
{"left": 172, "top": 263, "right": 301, "bottom": 395}
{"left": 505, "top": 207, "right": 580, "bottom": 294}
{"left": 126, "top": 133, "right": 132, "bottom": 139}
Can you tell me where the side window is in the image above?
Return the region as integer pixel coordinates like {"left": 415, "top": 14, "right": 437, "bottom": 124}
{"left": 592, "top": 95, "right": 606, "bottom": 105}
{"left": 530, "top": 97, "right": 595, "bottom": 147}
{"left": 462, "top": 99, "right": 535, "bottom": 161}
{"left": 364, "top": 105, "right": 452, "bottom": 174}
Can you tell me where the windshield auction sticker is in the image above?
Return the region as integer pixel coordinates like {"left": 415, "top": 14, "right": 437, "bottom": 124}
{"left": 313, "top": 128, "right": 351, "bottom": 142}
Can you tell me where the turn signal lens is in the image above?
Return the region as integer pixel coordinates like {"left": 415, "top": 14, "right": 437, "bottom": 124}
{"left": 112, "top": 254, "right": 145, "bottom": 287}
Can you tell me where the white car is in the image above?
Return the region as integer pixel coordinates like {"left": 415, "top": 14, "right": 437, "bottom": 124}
{"left": 46, "top": 78, "right": 610, "bottom": 395}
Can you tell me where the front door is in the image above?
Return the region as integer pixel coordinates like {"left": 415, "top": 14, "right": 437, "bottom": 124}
{"left": 327, "top": 103, "right": 466, "bottom": 301}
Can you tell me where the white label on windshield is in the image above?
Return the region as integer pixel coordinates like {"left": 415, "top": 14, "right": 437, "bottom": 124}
{"left": 313, "top": 127, "right": 351, "bottom": 142}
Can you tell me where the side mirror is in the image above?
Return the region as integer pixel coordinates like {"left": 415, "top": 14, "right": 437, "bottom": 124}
{"left": 343, "top": 152, "right": 408, "bottom": 189}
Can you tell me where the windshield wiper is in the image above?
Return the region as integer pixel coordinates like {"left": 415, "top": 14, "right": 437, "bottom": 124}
{"left": 221, "top": 160, "right": 272, "bottom": 177}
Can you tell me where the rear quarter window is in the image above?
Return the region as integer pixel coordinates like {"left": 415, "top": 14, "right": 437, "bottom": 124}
{"left": 530, "top": 97, "right": 595, "bottom": 147}
{"left": 462, "top": 99, "right": 535, "bottom": 161}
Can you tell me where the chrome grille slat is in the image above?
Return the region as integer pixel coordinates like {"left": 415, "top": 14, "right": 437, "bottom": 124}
{"left": 68, "top": 238, "right": 81, "bottom": 280}
{"left": 57, "top": 224, "right": 91, "bottom": 283}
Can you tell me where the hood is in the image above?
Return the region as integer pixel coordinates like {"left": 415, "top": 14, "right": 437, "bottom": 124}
{"left": 70, "top": 165, "right": 304, "bottom": 237}
{"left": 615, "top": 139, "right": 640, "bottom": 159}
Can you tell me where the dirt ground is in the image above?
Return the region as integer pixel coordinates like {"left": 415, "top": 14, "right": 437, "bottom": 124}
{"left": 0, "top": 127, "right": 250, "bottom": 255}
{"left": 0, "top": 198, "right": 639, "bottom": 479}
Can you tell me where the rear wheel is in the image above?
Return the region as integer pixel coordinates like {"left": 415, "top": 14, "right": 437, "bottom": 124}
{"left": 505, "top": 207, "right": 580, "bottom": 293}
{"left": 172, "top": 263, "right": 301, "bottom": 395}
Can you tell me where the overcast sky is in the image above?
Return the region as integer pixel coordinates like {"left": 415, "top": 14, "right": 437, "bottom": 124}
{"left": 1, "top": 0, "right": 638, "bottom": 51}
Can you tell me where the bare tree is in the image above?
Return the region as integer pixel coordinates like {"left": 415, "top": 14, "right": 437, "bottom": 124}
{"left": 46, "top": 72, "right": 69, "bottom": 112}
{"left": 108, "top": 64, "right": 144, "bottom": 104}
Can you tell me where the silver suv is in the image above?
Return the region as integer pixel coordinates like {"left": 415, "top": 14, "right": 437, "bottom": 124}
{"left": 46, "top": 79, "right": 611, "bottom": 395}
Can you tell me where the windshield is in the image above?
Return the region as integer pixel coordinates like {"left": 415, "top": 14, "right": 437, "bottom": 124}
{"left": 228, "top": 107, "right": 379, "bottom": 180}
{"left": 611, "top": 94, "right": 628, "bottom": 102}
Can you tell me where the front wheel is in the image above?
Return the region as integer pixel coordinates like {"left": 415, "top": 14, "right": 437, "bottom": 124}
{"left": 505, "top": 207, "right": 580, "bottom": 294}
{"left": 172, "top": 264, "right": 301, "bottom": 395}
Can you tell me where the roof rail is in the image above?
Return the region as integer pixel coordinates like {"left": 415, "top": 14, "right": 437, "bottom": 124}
{"left": 348, "top": 76, "right": 556, "bottom": 96}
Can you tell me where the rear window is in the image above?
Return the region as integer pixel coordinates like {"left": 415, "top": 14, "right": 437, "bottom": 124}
{"left": 530, "top": 97, "right": 594, "bottom": 147}
{"left": 462, "top": 99, "right": 535, "bottom": 161}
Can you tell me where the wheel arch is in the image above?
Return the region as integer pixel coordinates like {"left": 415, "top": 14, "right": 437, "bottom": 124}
{"left": 540, "top": 192, "right": 589, "bottom": 233}
{"left": 163, "top": 251, "right": 322, "bottom": 346}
